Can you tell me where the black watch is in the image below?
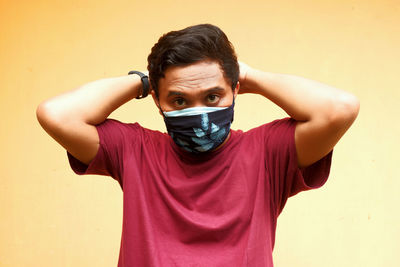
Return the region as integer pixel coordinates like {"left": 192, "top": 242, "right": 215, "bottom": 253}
{"left": 128, "top": 70, "right": 150, "bottom": 99}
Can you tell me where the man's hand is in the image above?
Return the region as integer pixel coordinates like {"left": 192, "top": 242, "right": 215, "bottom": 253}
{"left": 238, "top": 61, "right": 253, "bottom": 94}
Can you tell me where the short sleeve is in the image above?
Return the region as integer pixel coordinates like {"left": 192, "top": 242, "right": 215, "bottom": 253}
{"left": 264, "top": 117, "right": 333, "bottom": 215}
{"left": 67, "top": 119, "right": 141, "bottom": 187}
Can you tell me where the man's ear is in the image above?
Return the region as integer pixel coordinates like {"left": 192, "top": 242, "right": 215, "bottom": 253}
{"left": 233, "top": 81, "right": 240, "bottom": 99}
{"left": 151, "top": 90, "right": 163, "bottom": 116}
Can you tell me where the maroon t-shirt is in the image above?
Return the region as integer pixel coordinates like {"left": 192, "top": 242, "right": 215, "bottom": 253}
{"left": 67, "top": 117, "right": 333, "bottom": 267}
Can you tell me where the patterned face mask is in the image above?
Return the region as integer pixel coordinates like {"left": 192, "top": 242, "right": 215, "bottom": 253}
{"left": 162, "top": 100, "right": 235, "bottom": 153}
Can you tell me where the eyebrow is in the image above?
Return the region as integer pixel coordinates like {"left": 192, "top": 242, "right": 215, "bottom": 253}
{"left": 167, "top": 86, "right": 225, "bottom": 98}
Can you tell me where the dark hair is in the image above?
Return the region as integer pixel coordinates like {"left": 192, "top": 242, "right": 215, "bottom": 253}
{"left": 147, "top": 24, "right": 239, "bottom": 98}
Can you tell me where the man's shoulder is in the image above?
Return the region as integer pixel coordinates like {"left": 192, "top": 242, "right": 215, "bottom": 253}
{"left": 97, "top": 119, "right": 168, "bottom": 141}
{"left": 240, "top": 117, "right": 295, "bottom": 135}
{"left": 99, "top": 118, "right": 161, "bottom": 132}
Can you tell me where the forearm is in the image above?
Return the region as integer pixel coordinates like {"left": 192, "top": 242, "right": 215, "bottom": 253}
{"left": 242, "top": 68, "right": 359, "bottom": 122}
{"left": 38, "top": 74, "right": 142, "bottom": 125}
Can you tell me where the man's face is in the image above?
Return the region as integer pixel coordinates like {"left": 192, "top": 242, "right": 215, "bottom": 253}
{"left": 152, "top": 60, "right": 239, "bottom": 113}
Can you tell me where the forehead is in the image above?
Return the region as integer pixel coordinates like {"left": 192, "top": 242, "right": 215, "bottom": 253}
{"left": 158, "top": 60, "right": 231, "bottom": 96}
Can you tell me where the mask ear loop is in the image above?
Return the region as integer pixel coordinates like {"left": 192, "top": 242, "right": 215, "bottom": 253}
{"left": 155, "top": 100, "right": 168, "bottom": 120}
{"left": 229, "top": 92, "right": 236, "bottom": 124}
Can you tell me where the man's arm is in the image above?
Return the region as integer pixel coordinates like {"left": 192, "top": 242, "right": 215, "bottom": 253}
{"left": 239, "top": 63, "right": 360, "bottom": 168}
{"left": 36, "top": 74, "right": 143, "bottom": 165}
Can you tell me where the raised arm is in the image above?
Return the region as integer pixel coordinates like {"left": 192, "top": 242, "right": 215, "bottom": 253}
{"left": 238, "top": 62, "right": 360, "bottom": 168}
{"left": 36, "top": 74, "right": 143, "bottom": 165}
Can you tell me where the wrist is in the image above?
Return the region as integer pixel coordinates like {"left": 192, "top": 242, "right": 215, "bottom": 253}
{"left": 122, "top": 74, "right": 142, "bottom": 99}
{"left": 128, "top": 70, "right": 150, "bottom": 99}
{"left": 239, "top": 67, "right": 263, "bottom": 95}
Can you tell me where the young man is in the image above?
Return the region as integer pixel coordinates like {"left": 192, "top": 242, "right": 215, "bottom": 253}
{"left": 36, "top": 24, "right": 359, "bottom": 266}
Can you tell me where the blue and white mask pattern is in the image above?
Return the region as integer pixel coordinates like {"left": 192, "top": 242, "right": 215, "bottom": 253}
{"left": 163, "top": 101, "right": 235, "bottom": 153}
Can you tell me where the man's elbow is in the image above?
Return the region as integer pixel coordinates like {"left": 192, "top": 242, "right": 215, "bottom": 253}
{"left": 329, "top": 93, "right": 360, "bottom": 128}
{"left": 36, "top": 100, "right": 51, "bottom": 127}
{"left": 36, "top": 100, "right": 64, "bottom": 132}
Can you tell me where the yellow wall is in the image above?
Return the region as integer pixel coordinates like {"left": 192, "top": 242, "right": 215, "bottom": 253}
{"left": 1, "top": 0, "right": 398, "bottom": 266}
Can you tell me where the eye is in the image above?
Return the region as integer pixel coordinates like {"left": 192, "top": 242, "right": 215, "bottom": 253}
{"left": 206, "top": 94, "right": 220, "bottom": 104}
{"left": 173, "top": 97, "right": 186, "bottom": 107}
